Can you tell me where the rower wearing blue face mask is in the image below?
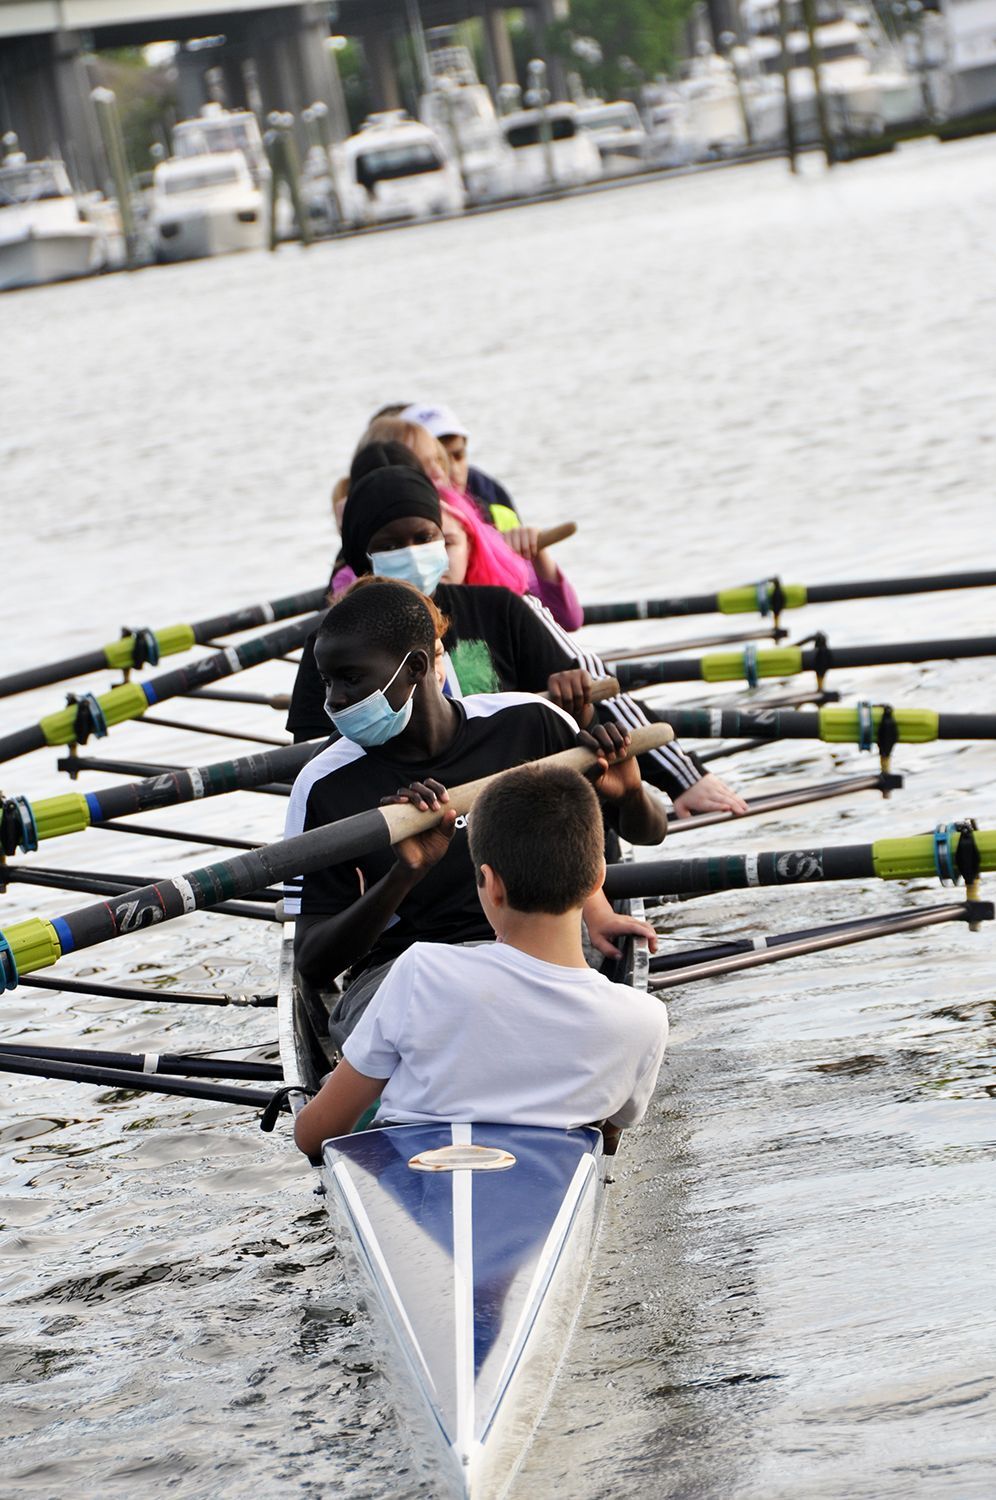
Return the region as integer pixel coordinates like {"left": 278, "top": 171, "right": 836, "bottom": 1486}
{"left": 324, "top": 651, "right": 416, "bottom": 747}
{"left": 288, "top": 456, "right": 748, "bottom": 823}
{"left": 284, "top": 578, "right": 664, "bottom": 1049}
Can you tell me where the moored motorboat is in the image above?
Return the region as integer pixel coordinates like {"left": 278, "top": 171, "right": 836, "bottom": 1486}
{"left": 151, "top": 150, "right": 266, "bottom": 263}
{"left": 0, "top": 148, "right": 108, "bottom": 292}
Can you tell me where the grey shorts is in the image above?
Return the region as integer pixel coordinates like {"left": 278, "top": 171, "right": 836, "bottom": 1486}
{"left": 327, "top": 957, "right": 397, "bottom": 1053}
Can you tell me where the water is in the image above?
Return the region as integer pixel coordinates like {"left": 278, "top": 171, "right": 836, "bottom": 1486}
{"left": 2, "top": 139, "right": 996, "bottom": 1498}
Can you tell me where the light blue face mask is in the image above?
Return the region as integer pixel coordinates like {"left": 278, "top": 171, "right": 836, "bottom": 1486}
{"left": 369, "top": 539, "right": 449, "bottom": 596}
{"left": 325, "top": 652, "right": 415, "bottom": 748}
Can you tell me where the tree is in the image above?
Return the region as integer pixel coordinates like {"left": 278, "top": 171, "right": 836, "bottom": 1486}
{"left": 546, "top": 0, "right": 696, "bottom": 97}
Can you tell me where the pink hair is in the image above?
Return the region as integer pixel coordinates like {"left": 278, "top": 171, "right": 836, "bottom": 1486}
{"left": 439, "top": 484, "right": 531, "bottom": 594}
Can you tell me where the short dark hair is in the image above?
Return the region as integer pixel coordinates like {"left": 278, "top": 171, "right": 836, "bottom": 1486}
{"left": 469, "top": 765, "right": 604, "bottom": 913}
{"left": 318, "top": 577, "right": 435, "bottom": 660}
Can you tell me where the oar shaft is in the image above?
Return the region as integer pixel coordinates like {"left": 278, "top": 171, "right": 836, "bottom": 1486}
{"left": 806, "top": 569, "right": 996, "bottom": 603}
{"left": 614, "top": 636, "right": 996, "bottom": 688}
{"left": 581, "top": 568, "right": 996, "bottom": 625}
{"left": 0, "top": 1044, "right": 282, "bottom": 1080}
{"left": 0, "top": 586, "right": 328, "bottom": 699}
{"left": 0, "top": 725, "right": 672, "bottom": 984}
{"left": 0, "top": 613, "right": 325, "bottom": 766}
{"left": 602, "top": 827, "right": 996, "bottom": 899}
{"left": 1, "top": 739, "right": 320, "bottom": 853}
{"left": 0, "top": 1051, "right": 281, "bottom": 1108}
{"left": 656, "top": 706, "right": 996, "bottom": 744}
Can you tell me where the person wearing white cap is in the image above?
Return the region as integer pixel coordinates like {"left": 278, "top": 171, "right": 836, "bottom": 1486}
{"left": 401, "top": 401, "right": 523, "bottom": 536}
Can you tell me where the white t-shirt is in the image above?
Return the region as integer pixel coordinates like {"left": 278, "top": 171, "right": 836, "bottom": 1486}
{"left": 343, "top": 941, "right": 668, "bottom": 1130}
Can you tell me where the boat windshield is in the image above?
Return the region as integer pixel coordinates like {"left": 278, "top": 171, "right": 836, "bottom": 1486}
{"left": 504, "top": 117, "right": 577, "bottom": 148}
{"left": 174, "top": 119, "right": 259, "bottom": 160}
{"left": 0, "top": 163, "right": 68, "bottom": 206}
{"left": 161, "top": 162, "right": 245, "bottom": 194}
{"left": 578, "top": 105, "right": 642, "bottom": 133}
{"left": 355, "top": 143, "right": 443, "bottom": 188}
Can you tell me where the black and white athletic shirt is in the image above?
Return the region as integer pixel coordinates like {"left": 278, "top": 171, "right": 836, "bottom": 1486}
{"left": 285, "top": 582, "right": 703, "bottom": 801}
{"left": 283, "top": 693, "right": 580, "bottom": 978}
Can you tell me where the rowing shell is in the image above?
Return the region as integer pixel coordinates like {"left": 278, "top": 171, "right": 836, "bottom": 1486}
{"left": 277, "top": 896, "right": 649, "bottom": 1498}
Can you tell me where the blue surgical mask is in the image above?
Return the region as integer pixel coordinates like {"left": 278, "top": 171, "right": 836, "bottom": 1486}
{"left": 369, "top": 539, "right": 449, "bottom": 595}
{"left": 325, "top": 653, "right": 415, "bottom": 747}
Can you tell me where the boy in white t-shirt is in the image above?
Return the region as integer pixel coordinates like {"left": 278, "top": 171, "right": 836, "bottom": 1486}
{"left": 293, "top": 765, "right": 668, "bottom": 1160}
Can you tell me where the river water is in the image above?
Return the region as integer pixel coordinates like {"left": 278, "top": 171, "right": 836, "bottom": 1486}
{"left": 1, "top": 139, "right": 995, "bottom": 1499}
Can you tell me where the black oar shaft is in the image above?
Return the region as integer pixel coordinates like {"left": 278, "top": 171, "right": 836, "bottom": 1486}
{"left": 647, "top": 901, "right": 992, "bottom": 987}
{"left": 0, "top": 587, "right": 328, "bottom": 699}
{"left": 614, "top": 636, "right": 996, "bottom": 688}
{"left": 2, "top": 740, "right": 318, "bottom": 855}
{"left": 0, "top": 613, "right": 325, "bottom": 766}
{"left": 649, "top": 901, "right": 968, "bottom": 971}
{"left": 582, "top": 568, "right": 996, "bottom": 625}
{"left": 806, "top": 569, "right": 996, "bottom": 603}
{"left": 656, "top": 707, "right": 996, "bottom": 743}
{"left": 0, "top": 1044, "right": 282, "bottom": 1080}
{"left": 0, "top": 1051, "right": 282, "bottom": 1108}
{"left": 604, "top": 844, "right": 876, "bottom": 899}
{"left": 19, "top": 973, "right": 276, "bottom": 1006}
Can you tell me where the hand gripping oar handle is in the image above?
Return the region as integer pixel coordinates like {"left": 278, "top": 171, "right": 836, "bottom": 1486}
{"left": 541, "top": 675, "right": 620, "bottom": 705}
{"left": 537, "top": 522, "right": 577, "bottom": 548}
{"left": 0, "top": 724, "right": 673, "bottom": 988}
{"left": 376, "top": 722, "right": 672, "bottom": 843}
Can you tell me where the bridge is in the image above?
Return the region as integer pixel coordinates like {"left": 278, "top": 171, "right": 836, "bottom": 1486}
{"left": 0, "top": 0, "right": 553, "bottom": 189}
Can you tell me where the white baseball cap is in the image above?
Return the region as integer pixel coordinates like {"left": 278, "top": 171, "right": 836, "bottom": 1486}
{"left": 401, "top": 402, "right": 468, "bottom": 439}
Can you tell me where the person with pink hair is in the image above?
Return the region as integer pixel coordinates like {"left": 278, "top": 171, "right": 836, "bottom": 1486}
{"left": 439, "top": 487, "right": 582, "bottom": 630}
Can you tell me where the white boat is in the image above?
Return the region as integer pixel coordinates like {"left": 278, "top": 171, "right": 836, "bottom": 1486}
{"left": 278, "top": 905, "right": 648, "bottom": 1498}
{"left": 151, "top": 150, "right": 266, "bottom": 263}
{"left": 0, "top": 152, "right": 107, "bottom": 292}
{"left": 744, "top": 0, "right": 922, "bottom": 137}
{"left": 500, "top": 104, "right": 603, "bottom": 193}
{"left": 172, "top": 104, "right": 272, "bottom": 194}
{"left": 420, "top": 79, "right": 517, "bottom": 203}
{"left": 575, "top": 100, "right": 649, "bottom": 170}
{"left": 334, "top": 112, "right": 465, "bottom": 228}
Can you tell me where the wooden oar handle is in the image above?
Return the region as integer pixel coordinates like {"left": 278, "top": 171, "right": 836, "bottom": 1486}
{"left": 379, "top": 723, "right": 673, "bottom": 843}
{"left": 536, "top": 522, "right": 576, "bottom": 549}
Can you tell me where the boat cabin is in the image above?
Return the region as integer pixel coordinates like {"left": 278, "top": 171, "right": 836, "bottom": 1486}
{"left": 500, "top": 104, "right": 603, "bottom": 190}
{"left": 335, "top": 113, "right": 464, "bottom": 226}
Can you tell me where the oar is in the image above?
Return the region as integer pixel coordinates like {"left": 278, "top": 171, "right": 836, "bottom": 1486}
{"left": 18, "top": 972, "right": 276, "bottom": 1007}
{"left": 601, "top": 822, "right": 994, "bottom": 901}
{"left": 0, "top": 723, "right": 673, "bottom": 988}
{"left": 0, "top": 1050, "right": 287, "bottom": 1111}
{"left": 597, "top": 625, "right": 786, "bottom": 661}
{"left": 0, "top": 1043, "right": 282, "bottom": 1081}
{"left": 0, "top": 586, "right": 329, "bottom": 699}
{"left": 612, "top": 634, "right": 996, "bottom": 689}
{"left": 537, "top": 522, "right": 576, "bottom": 547}
{"left": 646, "top": 898, "right": 993, "bottom": 988}
{"left": 655, "top": 704, "right": 996, "bottom": 746}
{"left": 0, "top": 613, "right": 326, "bottom": 766}
{"left": 648, "top": 900, "right": 992, "bottom": 976}
{"left": 581, "top": 566, "right": 996, "bottom": 626}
